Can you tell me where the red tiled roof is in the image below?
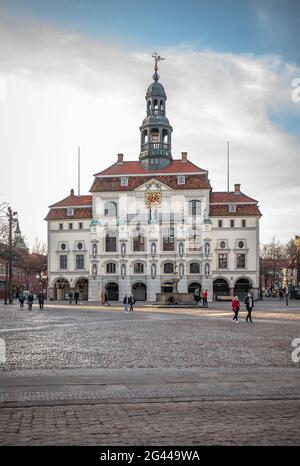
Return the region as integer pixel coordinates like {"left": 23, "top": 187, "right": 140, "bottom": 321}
{"left": 209, "top": 204, "right": 261, "bottom": 217}
{"left": 45, "top": 207, "right": 92, "bottom": 221}
{"left": 210, "top": 192, "right": 257, "bottom": 203}
{"left": 94, "top": 159, "right": 207, "bottom": 177}
{"left": 90, "top": 174, "right": 210, "bottom": 192}
{"left": 49, "top": 192, "right": 92, "bottom": 208}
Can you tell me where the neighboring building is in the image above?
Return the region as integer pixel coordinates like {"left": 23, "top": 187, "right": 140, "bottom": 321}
{"left": 46, "top": 57, "right": 261, "bottom": 302}
{"left": 0, "top": 222, "right": 47, "bottom": 299}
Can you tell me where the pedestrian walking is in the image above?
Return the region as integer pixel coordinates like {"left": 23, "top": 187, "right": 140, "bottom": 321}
{"left": 27, "top": 292, "right": 34, "bottom": 311}
{"left": 232, "top": 296, "right": 240, "bottom": 323}
{"left": 204, "top": 290, "right": 208, "bottom": 308}
{"left": 68, "top": 292, "right": 73, "bottom": 304}
{"left": 19, "top": 291, "right": 25, "bottom": 309}
{"left": 244, "top": 292, "right": 254, "bottom": 323}
{"left": 100, "top": 291, "right": 105, "bottom": 306}
{"left": 285, "top": 287, "right": 289, "bottom": 306}
{"left": 129, "top": 294, "right": 135, "bottom": 312}
{"left": 194, "top": 288, "right": 200, "bottom": 305}
{"left": 74, "top": 290, "right": 79, "bottom": 304}
{"left": 37, "top": 291, "right": 44, "bottom": 310}
{"left": 123, "top": 294, "right": 129, "bottom": 312}
{"left": 200, "top": 290, "right": 205, "bottom": 307}
{"left": 104, "top": 292, "right": 110, "bottom": 306}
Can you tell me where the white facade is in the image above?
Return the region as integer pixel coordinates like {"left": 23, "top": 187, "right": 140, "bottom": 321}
{"left": 47, "top": 178, "right": 260, "bottom": 302}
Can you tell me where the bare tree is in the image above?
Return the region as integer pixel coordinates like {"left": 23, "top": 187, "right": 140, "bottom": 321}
{"left": 31, "top": 237, "right": 47, "bottom": 255}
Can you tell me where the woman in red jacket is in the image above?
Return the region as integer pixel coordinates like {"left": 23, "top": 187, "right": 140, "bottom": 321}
{"left": 232, "top": 296, "right": 240, "bottom": 323}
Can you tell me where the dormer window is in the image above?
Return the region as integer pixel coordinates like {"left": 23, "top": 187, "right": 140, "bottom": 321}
{"left": 177, "top": 176, "right": 185, "bottom": 185}
{"left": 229, "top": 203, "right": 236, "bottom": 213}
{"left": 67, "top": 208, "right": 74, "bottom": 216}
{"left": 121, "top": 177, "right": 128, "bottom": 187}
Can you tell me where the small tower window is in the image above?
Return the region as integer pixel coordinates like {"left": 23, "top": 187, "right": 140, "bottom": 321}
{"left": 142, "top": 129, "right": 148, "bottom": 144}
{"left": 160, "top": 100, "right": 164, "bottom": 110}
{"left": 147, "top": 100, "right": 151, "bottom": 112}
{"left": 162, "top": 128, "right": 168, "bottom": 143}
{"left": 151, "top": 128, "right": 159, "bottom": 142}
{"left": 153, "top": 99, "right": 158, "bottom": 109}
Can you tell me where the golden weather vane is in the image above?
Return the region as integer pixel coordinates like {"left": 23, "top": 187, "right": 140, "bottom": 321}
{"left": 152, "top": 51, "right": 165, "bottom": 81}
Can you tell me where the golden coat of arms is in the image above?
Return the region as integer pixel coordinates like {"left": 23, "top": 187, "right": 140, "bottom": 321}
{"left": 145, "top": 191, "right": 161, "bottom": 208}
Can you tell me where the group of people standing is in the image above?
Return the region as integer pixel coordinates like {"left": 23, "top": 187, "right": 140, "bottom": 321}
{"left": 194, "top": 288, "right": 208, "bottom": 307}
{"left": 231, "top": 292, "right": 254, "bottom": 323}
{"left": 18, "top": 291, "right": 45, "bottom": 310}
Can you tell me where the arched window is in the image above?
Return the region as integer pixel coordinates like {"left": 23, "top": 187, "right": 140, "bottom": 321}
{"left": 164, "top": 263, "right": 174, "bottom": 274}
{"left": 105, "top": 230, "right": 117, "bottom": 252}
{"left": 104, "top": 202, "right": 117, "bottom": 217}
{"left": 190, "top": 263, "right": 200, "bottom": 274}
{"left": 134, "top": 263, "right": 144, "bottom": 274}
{"left": 106, "top": 263, "right": 116, "bottom": 274}
{"left": 160, "top": 100, "right": 164, "bottom": 110}
{"left": 153, "top": 99, "right": 158, "bottom": 109}
{"left": 162, "top": 128, "right": 168, "bottom": 143}
{"left": 188, "top": 200, "right": 201, "bottom": 216}
{"left": 150, "top": 128, "right": 159, "bottom": 142}
{"left": 189, "top": 227, "right": 201, "bottom": 251}
{"left": 147, "top": 100, "right": 151, "bottom": 112}
{"left": 133, "top": 228, "right": 145, "bottom": 252}
{"left": 92, "top": 243, "right": 97, "bottom": 256}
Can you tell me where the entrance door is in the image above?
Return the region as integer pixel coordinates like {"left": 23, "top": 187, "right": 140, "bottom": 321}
{"left": 76, "top": 278, "right": 88, "bottom": 300}
{"left": 132, "top": 283, "right": 147, "bottom": 301}
{"left": 105, "top": 282, "right": 119, "bottom": 301}
{"left": 188, "top": 282, "right": 201, "bottom": 294}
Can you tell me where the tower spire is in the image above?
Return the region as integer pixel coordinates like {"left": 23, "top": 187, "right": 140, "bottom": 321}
{"left": 139, "top": 53, "right": 173, "bottom": 170}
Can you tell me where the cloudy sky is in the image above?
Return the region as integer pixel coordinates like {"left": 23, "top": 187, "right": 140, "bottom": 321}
{"left": 0, "top": 0, "right": 299, "bottom": 247}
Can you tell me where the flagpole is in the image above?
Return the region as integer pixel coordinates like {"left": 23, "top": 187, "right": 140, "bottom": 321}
{"left": 227, "top": 141, "right": 230, "bottom": 192}
{"left": 78, "top": 146, "right": 80, "bottom": 197}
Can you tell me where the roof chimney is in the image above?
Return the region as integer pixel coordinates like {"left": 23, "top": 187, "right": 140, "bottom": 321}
{"left": 70, "top": 188, "right": 75, "bottom": 196}
{"left": 181, "top": 152, "right": 188, "bottom": 161}
{"left": 117, "top": 153, "right": 124, "bottom": 164}
{"left": 234, "top": 183, "right": 241, "bottom": 194}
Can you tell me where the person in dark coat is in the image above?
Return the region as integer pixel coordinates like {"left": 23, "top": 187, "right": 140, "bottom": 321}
{"left": 123, "top": 294, "right": 129, "bottom": 312}
{"left": 74, "top": 290, "right": 79, "bottom": 304}
{"left": 68, "top": 292, "right": 73, "bottom": 304}
{"left": 27, "top": 292, "right": 34, "bottom": 310}
{"left": 129, "top": 294, "right": 135, "bottom": 312}
{"left": 37, "top": 292, "right": 44, "bottom": 310}
{"left": 19, "top": 292, "right": 25, "bottom": 309}
{"left": 244, "top": 292, "right": 254, "bottom": 323}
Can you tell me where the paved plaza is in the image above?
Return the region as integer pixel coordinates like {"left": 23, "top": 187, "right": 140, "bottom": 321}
{"left": 0, "top": 299, "right": 299, "bottom": 445}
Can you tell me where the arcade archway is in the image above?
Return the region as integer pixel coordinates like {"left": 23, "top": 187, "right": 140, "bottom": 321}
{"left": 213, "top": 278, "right": 230, "bottom": 297}
{"left": 132, "top": 282, "right": 147, "bottom": 301}
{"left": 75, "top": 278, "right": 89, "bottom": 300}
{"left": 105, "top": 282, "right": 119, "bottom": 301}
{"left": 54, "top": 278, "right": 70, "bottom": 300}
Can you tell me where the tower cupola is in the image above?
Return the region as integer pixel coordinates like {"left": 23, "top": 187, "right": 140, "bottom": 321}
{"left": 139, "top": 52, "right": 173, "bottom": 169}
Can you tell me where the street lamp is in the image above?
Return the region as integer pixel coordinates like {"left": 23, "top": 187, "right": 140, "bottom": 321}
{"left": 5, "top": 207, "right": 18, "bottom": 304}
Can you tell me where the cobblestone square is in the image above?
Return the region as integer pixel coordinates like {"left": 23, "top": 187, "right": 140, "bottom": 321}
{"left": 0, "top": 300, "right": 299, "bottom": 445}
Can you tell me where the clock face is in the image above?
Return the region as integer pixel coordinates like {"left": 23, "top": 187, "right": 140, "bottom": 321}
{"left": 145, "top": 191, "right": 161, "bottom": 208}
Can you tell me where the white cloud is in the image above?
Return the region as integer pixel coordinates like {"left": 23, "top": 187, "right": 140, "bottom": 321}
{"left": 0, "top": 21, "right": 299, "bottom": 247}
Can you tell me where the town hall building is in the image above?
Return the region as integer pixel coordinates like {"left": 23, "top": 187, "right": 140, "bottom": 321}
{"left": 46, "top": 54, "right": 261, "bottom": 302}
